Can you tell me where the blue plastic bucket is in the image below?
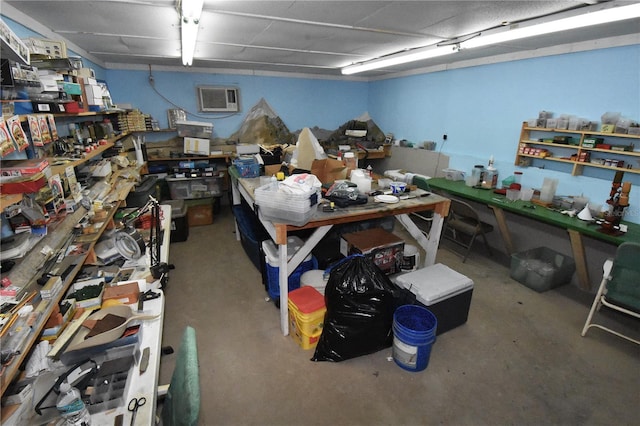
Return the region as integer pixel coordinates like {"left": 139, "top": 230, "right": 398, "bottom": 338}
{"left": 392, "top": 305, "right": 437, "bottom": 372}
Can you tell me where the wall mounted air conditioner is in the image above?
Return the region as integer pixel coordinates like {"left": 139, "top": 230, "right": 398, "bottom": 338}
{"left": 196, "top": 86, "right": 239, "bottom": 112}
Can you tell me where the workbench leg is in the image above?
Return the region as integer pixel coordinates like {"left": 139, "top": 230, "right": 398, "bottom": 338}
{"left": 489, "top": 205, "right": 514, "bottom": 255}
{"left": 396, "top": 212, "right": 443, "bottom": 267}
{"left": 279, "top": 241, "right": 289, "bottom": 336}
{"left": 568, "top": 229, "right": 591, "bottom": 290}
{"left": 231, "top": 177, "right": 241, "bottom": 241}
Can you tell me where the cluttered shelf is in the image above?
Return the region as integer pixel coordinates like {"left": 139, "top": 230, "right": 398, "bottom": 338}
{"left": 522, "top": 125, "right": 640, "bottom": 139}
{"left": 0, "top": 200, "right": 122, "bottom": 396}
{"left": 0, "top": 148, "right": 152, "bottom": 394}
{"left": 46, "top": 139, "right": 115, "bottom": 176}
{"left": 10, "top": 110, "right": 122, "bottom": 123}
{"left": 1, "top": 204, "right": 171, "bottom": 425}
{"left": 147, "top": 154, "right": 232, "bottom": 162}
{"left": 517, "top": 121, "right": 640, "bottom": 176}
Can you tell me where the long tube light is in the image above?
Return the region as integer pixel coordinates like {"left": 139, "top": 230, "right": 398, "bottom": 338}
{"left": 181, "top": 0, "right": 204, "bottom": 66}
{"left": 341, "top": 45, "right": 458, "bottom": 75}
{"left": 341, "top": 1, "right": 640, "bottom": 75}
{"left": 461, "top": 1, "right": 640, "bottom": 49}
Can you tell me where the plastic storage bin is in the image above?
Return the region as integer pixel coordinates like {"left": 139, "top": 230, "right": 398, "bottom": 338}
{"left": 233, "top": 158, "right": 261, "bottom": 178}
{"left": 166, "top": 173, "right": 222, "bottom": 199}
{"left": 254, "top": 184, "right": 319, "bottom": 226}
{"left": 126, "top": 175, "right": 157, "bottom": 207}
{"left": 288, "top": 286, "right": 326, "bottom": 350}
{"left": 233, "top": 203, "right": 269, "bottom": 271}
{"left": 262, "top": 236, "right": 317, "bottom": 301}
{"left": 163, "top": 200, "right": 188, "bottom": 242}
{"left": 510, "top": 247, "right": 576, "bottom": 292}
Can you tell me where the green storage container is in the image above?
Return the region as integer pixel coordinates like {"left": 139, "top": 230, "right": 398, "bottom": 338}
{"left": 60, "top": 82, "right": 82, "bottom": 95}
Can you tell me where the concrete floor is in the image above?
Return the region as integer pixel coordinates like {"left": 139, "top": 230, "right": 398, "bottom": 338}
{"left": 159, "top": 203, "right": 639, "bottom": 426}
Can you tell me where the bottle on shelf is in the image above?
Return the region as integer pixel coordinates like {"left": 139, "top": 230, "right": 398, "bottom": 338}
{"left": 56, "top": 382, "right": 91, "bottom": 426}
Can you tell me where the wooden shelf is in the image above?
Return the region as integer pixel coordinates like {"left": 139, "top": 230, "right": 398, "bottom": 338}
{"left": 523, "top": 125, "right": 640, "bottom": 139}
{"left": 516, "top": 122, "right": 640, "bottom": 176}
{"left": 131, "top": 128, "right": 176, "bottom": 133}
{"left": 47, "top": 140, "right": 116, "bottom": 175}
{"left": 148, "top": 154, "right": 231, "bottom": 162}
{"left": 0, "top": 193, "right": 23, "bottom": 211}
{"left": 52, "top": 110, "right": 122, "bottom": 118}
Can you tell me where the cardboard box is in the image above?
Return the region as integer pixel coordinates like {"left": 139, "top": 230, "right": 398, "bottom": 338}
{"left": 0, "top": 159, "right": 49, "bottom": 177}
{"left": 600, "top": 124, "right": 615, "bottom": 133}
{"left": 103, "top": 281, "right": 141, "bottom": 305}
{"left": 0, "top": 172, "right": 48, "bottom": 194}
{"left": 310, "top": 158, "right": 347, "bottom": 184}
{"left": 340, "top": 228, "right": 404, "bottom": 275}
{"left": 84, "top": 84, "right": 104, "bottom": 105}
{"left": 184, "top": 137, "right": 210, "bottom": 156}
{"left": 264, "top": 163, "right": 294, "bottom": 177}
{"left": 187, "top": 204, "right": 213, "bottom": 226}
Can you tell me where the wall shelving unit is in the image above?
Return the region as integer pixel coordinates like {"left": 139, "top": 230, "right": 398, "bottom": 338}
{"left": 516, "top": 122, "right": 640, "bottom": 176}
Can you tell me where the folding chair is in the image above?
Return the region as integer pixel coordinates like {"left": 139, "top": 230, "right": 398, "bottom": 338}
{"left": 442, "top": 198, "right": 493, "bottom": 262}
{"left": 581, "top": 242, "right": 640, "bottom": 345}
{"left": 159, "top": 326, "right": 200, "bottom": 425}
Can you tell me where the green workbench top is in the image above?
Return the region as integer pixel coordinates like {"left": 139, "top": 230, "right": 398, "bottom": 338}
{"left": 420, "top": 177, "right": 640, "bottom": 245}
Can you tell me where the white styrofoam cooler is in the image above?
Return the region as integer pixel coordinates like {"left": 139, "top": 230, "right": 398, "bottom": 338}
{"left": 395, "top": 263, "right": 474, "bottom": 335}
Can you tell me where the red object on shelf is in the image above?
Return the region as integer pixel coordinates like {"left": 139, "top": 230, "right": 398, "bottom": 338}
{"left": 0, "top": 158, "right": 49, "bottom": 176}
{"left": 0, "top": 173, "right": 48, "bottom": 194}
{"left": 63, "top": 101, "right": 81, "bottom": 113}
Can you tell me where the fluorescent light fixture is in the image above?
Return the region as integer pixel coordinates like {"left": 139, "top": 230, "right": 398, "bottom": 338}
{"left": 340, "top": 1, "right": 640, "bottom": 75}
{"left": 341, "top": 45, "right": 458, "bottom": 75}
{"left": 461, "top": 1, "right": 640, "bottom": 49}
{"left": 181, "top": 0, "right": 204, "bottom": 66}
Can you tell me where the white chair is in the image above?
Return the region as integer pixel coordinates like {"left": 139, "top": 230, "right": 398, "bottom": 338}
{"left": 581, "top": 242, "right": 640, "bottom": 345}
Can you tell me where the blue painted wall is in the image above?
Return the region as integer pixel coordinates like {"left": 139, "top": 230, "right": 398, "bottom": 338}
{"left": 368, "top": 45, "right": 640, "bottom": 223}
{"left": 105, "top": 70, "right": 368, "bottom": 138}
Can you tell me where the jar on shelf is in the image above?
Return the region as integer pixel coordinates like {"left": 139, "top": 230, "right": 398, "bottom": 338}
{"left": 471, "top": 165, "right": 485, "bottom": 187}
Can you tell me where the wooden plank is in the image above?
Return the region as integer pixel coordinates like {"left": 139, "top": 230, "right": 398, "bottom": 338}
{"left": 568, "top": 229, "right": 591, "bottom": 290}
{"left": 489, "top": 205, "right": 515, "bottom": 255}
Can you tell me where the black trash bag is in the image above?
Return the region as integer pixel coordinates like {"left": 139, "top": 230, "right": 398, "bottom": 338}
{"left": 311, "top": 254, "right": 400, "bottom": 362}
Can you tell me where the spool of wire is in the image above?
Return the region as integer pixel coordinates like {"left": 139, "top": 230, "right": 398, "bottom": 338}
{"left": 113, "top": 227, "right": 145, "bottom": 260}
